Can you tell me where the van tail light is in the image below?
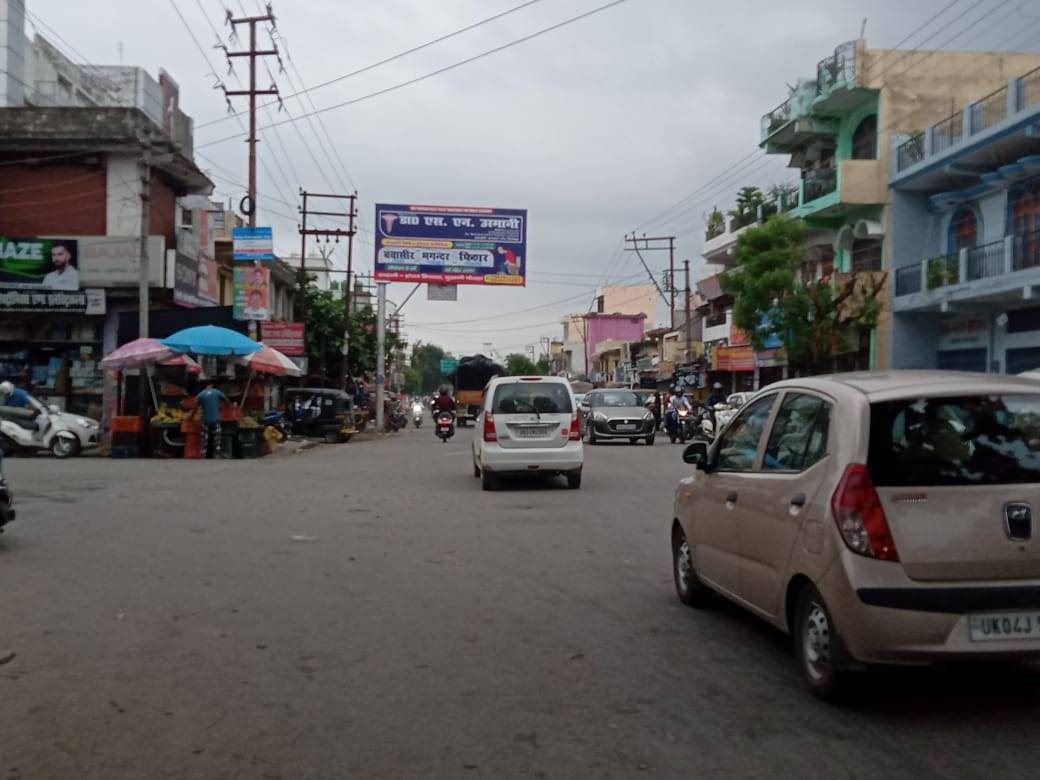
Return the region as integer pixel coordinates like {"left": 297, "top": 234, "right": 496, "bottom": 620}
{"left": 483, "top": 413, "right": 497, "bottom": 442}
{"left": 568, "top": 413, "right": 580, "bottom": 441}
{"left": 831, "top": 464, "right": 899, "bottom": 561}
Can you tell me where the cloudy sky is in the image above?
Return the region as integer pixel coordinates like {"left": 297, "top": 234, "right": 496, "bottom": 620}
{"left": 24, "top": 0, "right": 1040, "bottom": 357}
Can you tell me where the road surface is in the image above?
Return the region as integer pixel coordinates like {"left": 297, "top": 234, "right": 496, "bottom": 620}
{"left": 2, "top": 424, "right": 1039, "bottom": 778}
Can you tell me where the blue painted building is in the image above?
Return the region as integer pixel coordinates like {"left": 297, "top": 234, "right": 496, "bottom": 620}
{"left": 890, "top": 64, "right": 1040, "bottom": 373}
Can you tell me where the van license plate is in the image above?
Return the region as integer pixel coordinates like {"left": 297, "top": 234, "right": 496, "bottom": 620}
{"left": 969, "top": 612, "right": 1040, "bottom": 642}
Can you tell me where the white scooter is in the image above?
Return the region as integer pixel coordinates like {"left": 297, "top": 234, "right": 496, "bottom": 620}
{"left": 0, "top": 403, "right": 80, "bottom": 458}
{"left": 412, "top": 402, "right": 425, "bottom": 428}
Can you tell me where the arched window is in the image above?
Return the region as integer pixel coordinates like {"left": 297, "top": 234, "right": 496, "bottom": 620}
{"left": 1011, "top": 181, "right": 1040, "bottom": 269}
{"left": 949, "top": 207, "right": 978, "bottom": 252}
{"left": 851, "top": 115, "right": 878, "bottom": 160}
{"left": 850, "top": 238, "right": 882, "bottom": 272}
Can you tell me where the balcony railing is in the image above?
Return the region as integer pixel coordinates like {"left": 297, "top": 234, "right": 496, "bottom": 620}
{"left": 802, "top": 167, "right": 837, "bottom": 203}
{"left": 967, "top": 238, "right": 1005, "bottom": 280}
{"left": 816, "top": 41, "right": 856, "bottom": 97}
{"left": 762, "top": 97, "right": 793, "bottom": 137}
{"left": 896, "top": 135, "right": 925, "bottom": 171}
{"left": 895, "top": 265, "right": 922, "bottom": 296}
{"left": 927, "top": 253, "right": 958, "bottom": 290}
{"left": 932, "top": 110, "right": 964, "bottom": 155}
{"left": 705, "top": 223, "right": 725, "bottom": 241}
{"left": 971, "top": 83, "right": 1009, "bottom": 134}
{"left": 1018, "top": 65, "right": 1040, "bottom": 111}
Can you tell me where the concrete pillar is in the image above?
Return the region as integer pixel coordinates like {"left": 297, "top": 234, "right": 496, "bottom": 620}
{"left": 958, "top": 248, "right": 968, "bottom": 284}
{"left": 962, "top": 102, "right": 974, "bottom": 139}
{"left": 1008, "top": 76, "right": 1021, "bottom": 115}
{"left": 920, "top": 258, "right": 928, "bottom": 293}
{"left": 1005, "top": 234, "right": 1015, "bottom": 274}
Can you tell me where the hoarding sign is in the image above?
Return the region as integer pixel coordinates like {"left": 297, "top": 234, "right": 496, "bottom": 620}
{"left": 374, "top": 203, "right": 526, "bottom": 285}
{"left": 173, "top": 253, "right": 220, "bottom": 308}
{"left": 427, "top": 283, "right": 458, "bottom": 301}
{"left": 261, "top": 321, "right": 305, "bottom": 356}
{"left": 0, "top": 287, "right": 105, "bottom": 314}
{"left": 76, "top": 236, "right": 165, "bottom": 287}
{"left": 233, "top": 265, "right": 270, "bottom": 320}
{"left": 232, "top": 226, "right": 274, "bottom": 261}
{"left": 0, "top": 237, "right": 80, "bottom": 289}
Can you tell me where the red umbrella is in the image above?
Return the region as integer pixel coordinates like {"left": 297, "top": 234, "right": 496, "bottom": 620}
{"left": 159, "top": 353, "right": 204, "bottom": 376}
{"left": 100, "top": 338, "right": 175, "bottom": 370}
{"left": 238, "top": 344, "right": 302, "bottom": 377}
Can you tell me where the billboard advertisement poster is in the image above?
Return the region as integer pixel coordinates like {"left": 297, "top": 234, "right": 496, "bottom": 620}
{"left": 233, "top": 265, "right": 270, "bottom": 320}
{"left": 174, "top": 253, "right": 220, "bottom": 308}
{"left": 0, "top": 237, "right": 80, "bottom": 289}
{"left": 77, "top": 236, "right": 165, "bottom": 287}
{"left": 261, "top": 321, "right": 305, "bottom": 356}
{"left": 374, "top": 204, "right": 526, "bottom": 286}
{"left": 232, "top": 226, "right": 274, "bottom": 261}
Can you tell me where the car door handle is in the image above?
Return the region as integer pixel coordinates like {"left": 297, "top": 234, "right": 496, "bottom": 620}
{"left": 790, "top": 493, "right": 807, "bottom": 508}
{"left": 726, "top": 491, "right": 738, "bottom": 503}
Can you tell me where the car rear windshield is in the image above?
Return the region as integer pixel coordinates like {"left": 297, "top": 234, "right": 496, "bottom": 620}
{"left": 592, "top": 391, "right": 639, "bottom": 407}
{"left": 492, "top": 383, "right": 573, "bottom": 414}
{"left": 868, "top": 394, "right": 1040, "bottom": 486}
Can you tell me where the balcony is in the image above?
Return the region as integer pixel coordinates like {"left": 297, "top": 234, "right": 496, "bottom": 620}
{"left": 792, "top": 159, "right": 884, "bottom": 219}
{"left": 702, "top": 309, "right": 732, "bottom": 344}
{"left": 803, "top": 167, "right": 837, "bottom": 202}
{"left": 894, "top": 65, "right": 1040, "bottom": 182}
{"left": 702, "top": 191, "right": 800, "bottom": 265}
{"left": 893, "top": 230, "right": 1040, "bottom": 312}
{"left": 813, "top": 41, "right": 865, "bottom": 113}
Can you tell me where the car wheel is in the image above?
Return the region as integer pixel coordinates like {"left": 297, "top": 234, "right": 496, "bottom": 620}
{"left": 672, "top": 523, "right": 712, "bottom": 607}
{"left": 794, "top": 585, "right": 850, "bottom": 701}
{"left": 645, "top": 436, "right": 655, "bottom": 446}
{"left": 324, "top": 430, "right": 341, "bottom": 444}
{"left": 566, "top": 470, "right": 582, "bottom": 490}
{"left": 51, "top": 436, "right": 78, "bottom": 458}
{"left": 481, "top": 468, "right": 496, "bottom": 491}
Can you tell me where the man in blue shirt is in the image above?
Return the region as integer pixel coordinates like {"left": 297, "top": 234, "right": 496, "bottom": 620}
{"left": 0, "top": 381, "right": 31, "bottom": 409}
{"left": 191, "top": 382, "right": 232, "bottom": 458}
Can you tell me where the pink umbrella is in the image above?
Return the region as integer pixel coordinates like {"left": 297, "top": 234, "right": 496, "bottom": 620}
{"left": 100, "top": 338, "right": 175, "bottom": 370}
{"left": 238, "top": 344, "right": 302, "bottom": 377}
{"left": 159, "top": 353, "right": 204, "bottom": 376}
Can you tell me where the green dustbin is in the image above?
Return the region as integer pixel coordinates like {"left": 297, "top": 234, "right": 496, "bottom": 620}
{"left": 238, "top": 427, "right": 260, "bottom": 459}
{"left": 219, "top": 425, "right": 238, "bottom": 459}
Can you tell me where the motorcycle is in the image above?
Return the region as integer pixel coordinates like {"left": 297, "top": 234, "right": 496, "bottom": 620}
{"left": 665, "top": 407, "right": 696, "bottom": 444}
{"left": 412, "top": 402, "right": 425, "bottom": 428}
{"left": 0, "top": 451, "right": 15, "bottom": 533}
{"left": 385, "top": 404, "right": 408, "bottom": 433}
{"left": 0, "top": 404, "right": 81, "bottom": 458}
{"left": 263, "top": 410, "right": 291, "bottom": 441}
{"left": 435, "top": 411, "right": 455, "bottom": 443}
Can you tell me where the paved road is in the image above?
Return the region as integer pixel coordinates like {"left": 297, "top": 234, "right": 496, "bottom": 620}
{"left": 2, "top": 425, "right": 1040, "bottom": 778}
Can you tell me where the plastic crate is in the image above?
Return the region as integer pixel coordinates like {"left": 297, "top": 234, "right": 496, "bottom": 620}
{"left": 111, "top": 416, "right": 142, "bottom": 434}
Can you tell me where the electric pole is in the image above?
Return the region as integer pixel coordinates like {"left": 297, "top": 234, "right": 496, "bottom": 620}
{"left": 684, "top": 259, "right": 692, "bottom": 365}
{"left": 624, "top": 233, "right": 676, "bottom": 330}
{"left": 138, "top": 135, "right": 152, "bottom": 340}
{"left": 223, "top": 5, "right": 280, "bottom": 227}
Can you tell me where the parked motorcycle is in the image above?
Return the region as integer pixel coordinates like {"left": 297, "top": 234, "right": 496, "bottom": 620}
{"left": 0, "top": 451, "right": 15, "bottom": 533}
{"left": 0, "top": 405, "right": 81, "bottom": 458}
{"left": 385, "top": 404, "right": 408, "bottom": 433}
{"left": 263, "top": 410, "right": 291, "bottom": 441}
{"left": 435, "top": 411, "right": 455, "bottom": 443}
{"left": 412, "top": 402, "right": 425, "bottom": 428}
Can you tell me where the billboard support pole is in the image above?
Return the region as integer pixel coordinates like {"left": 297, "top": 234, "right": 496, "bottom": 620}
{"left": 376, "top": 282, "right": 386, "bottom": 431}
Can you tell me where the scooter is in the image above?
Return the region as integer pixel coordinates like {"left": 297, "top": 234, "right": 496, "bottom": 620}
{"left": 0, "top": 406, "right": 80, "bottom": 458}
{"left": 385, "top": 405, "right": 408, "bottom": 433}
{"left": 435, "top": 411, "right": 455, "bottom": 443}
{"left": 412, "top": 402, "right": 425, "bottom": 428}
{"left": 0, "top": 451, "right": 14, "bottom": 533}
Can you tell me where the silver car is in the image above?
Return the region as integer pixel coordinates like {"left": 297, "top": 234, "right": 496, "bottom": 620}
{"left": 580, "top": 389, "right": 655, "bottom": 445}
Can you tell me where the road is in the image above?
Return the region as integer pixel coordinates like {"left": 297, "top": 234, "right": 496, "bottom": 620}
{"left": 2, "top": 423, "right": 1040, "bottom": 778}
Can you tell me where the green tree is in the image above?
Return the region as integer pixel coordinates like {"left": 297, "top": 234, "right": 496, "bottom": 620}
{"left": 404, "top": 366, "right": 422, "bottom": 395}
{"left": 300, "top": 284, "right": 401, "bottom": 381}
{"left": 721, "top": 216, "right": 884, "bottom": 375}
{"left": 410, "top": 341, "right": 449, "bottom": 393}
{"left": 504, "top": 353, "right": 539, "bottom": 376}
{"left": 728, "top": 186, "right": 764, "bottom": 224}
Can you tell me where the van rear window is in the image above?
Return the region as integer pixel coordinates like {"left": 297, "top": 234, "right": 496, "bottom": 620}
{"left": 868, "top": 395, "right": 1040, "bottom": 486}
{"left": 492, "top": 383, "right": 572, "bottom": 414}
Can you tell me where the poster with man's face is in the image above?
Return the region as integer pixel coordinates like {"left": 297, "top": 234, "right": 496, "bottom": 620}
{"left": 0, "top": 237, "right": 80, "bottom": 290}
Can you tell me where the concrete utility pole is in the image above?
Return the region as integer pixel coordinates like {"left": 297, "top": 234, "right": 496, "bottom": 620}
{"left": 223, "top": 6, "right": 279, "bottom": 227}
{"left": 376, "top": 283, "right": 387, "bottom": 430}
{"left": 138, "top": 137, "right": 152, "bottom": 340}
{"left": 624, "top": 233, "right": 677, "bottom": 330}
{"left": 684, "top": 259, "right": 692, "bottom": 364}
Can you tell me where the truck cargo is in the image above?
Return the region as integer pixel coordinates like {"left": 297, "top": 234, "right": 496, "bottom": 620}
{"left": 450, "top": 354, "right": 505, "bottom": 427}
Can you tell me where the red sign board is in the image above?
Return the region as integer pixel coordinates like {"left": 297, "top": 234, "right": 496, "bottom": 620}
{"left": 261, "top": 321, "right": 305, "bottom": 356}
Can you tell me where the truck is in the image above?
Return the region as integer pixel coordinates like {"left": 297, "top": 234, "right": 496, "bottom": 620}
{"left": 450, "top": 354, "right": 506, "bottom": 427}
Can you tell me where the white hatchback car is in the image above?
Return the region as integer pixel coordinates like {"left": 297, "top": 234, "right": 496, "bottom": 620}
{"left": 472, "top": 376, "right": 583, "bottom": 490}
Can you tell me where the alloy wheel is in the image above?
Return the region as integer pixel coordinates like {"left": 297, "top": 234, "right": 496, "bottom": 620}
{"left": 803, "top": 601, "right": 832, "bottom": 683}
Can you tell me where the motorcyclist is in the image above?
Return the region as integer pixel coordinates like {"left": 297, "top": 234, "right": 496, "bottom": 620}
{"left": 665, "top": 386, "right": 691, "bottom": 434}
{"left": 432, "top": 388, "right": 456, "bottom": 416}
{"left": 704, "top": 382, "right": 725, "bottom": 430}
{"left": 0, "top": 381, "right": 31, "bottom": 410}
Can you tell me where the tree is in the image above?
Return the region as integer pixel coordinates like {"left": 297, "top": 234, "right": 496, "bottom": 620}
{"left": 705, "top": 206, "right": 725, "bottom": 239}
{"left": 721, "top": 216, "right": 884, "bottom": 375}
{"left": 728, "top": 186, "right": 764, "bottom": 224}
{"left": 410, "top": 341, "right": 450, "bottom": 393}
{"left": 505, "top": 353, "right": 539, "bottom": 376}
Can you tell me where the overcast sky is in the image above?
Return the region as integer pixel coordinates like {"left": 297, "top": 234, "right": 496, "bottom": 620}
{"left": 25, "top": 0, "right": 1040, "bottom": 357}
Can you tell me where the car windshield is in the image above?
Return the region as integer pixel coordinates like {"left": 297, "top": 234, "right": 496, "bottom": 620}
{"left": 868, "top": 394, "right": 1040, "bottom": 486}
{"left": 492, "top": 382, "right": 572, "bottom": 414}
{"left": 592, "top": 391, "right": 639, "bottom": 407}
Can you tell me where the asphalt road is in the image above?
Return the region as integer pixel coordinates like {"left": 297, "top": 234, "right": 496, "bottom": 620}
{"left": 2, "top": 424, "right": 1040, "bottom": 779}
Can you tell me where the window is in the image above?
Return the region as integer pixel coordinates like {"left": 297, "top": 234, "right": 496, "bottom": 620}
{"left": 590, "top": 390, "right": 639, "bottom": 408}
{"left": 851, "top": 114, "right": 878, "bottom": 160}
{"left": 867, "top": 395, "right": 1040, "bottom": 486}
{"left": 949, "top": 208, "right": 978, "bottom": 252}
{"left": 715, "top": 394, "right": 777, "bottom": 471}
{"left": 492, "top": 382, "right": 572, "bottom": 414}
{"left": 763, "top": 393, "right": 831, "bottom": 471}
{"left": 181, "top": 208, "right": 194, "bottom": 227}
{"left": 850, "top": 238, "right": 882, "bottom": 272}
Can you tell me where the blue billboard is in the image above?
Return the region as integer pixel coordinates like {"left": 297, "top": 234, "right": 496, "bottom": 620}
{"left": 374, "top": 203, "right": 526, "bottom": 286}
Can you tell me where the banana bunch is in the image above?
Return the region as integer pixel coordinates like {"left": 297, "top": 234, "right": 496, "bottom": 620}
{"left": 239, "top": 416, "right": 259, "bottom": 429}
{"left": 150, "top": 403, "right": 184, "bottom": 424}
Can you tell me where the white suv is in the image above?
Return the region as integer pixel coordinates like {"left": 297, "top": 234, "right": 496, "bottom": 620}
{"left": 472, "top": 376, "right": 583, "bottom": 490}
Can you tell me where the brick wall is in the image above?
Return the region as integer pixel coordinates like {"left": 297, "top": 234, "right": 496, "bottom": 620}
{"left": 0, "top": 161, "right": 107, "bottom": 235}
{"left": 149, "top": 175, "right": 177, "bottom": 247}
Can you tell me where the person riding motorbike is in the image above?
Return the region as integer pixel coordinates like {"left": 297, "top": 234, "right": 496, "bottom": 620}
{"left": 0, "top": 381, "right": 31, "bottom": 410}
{"left": 432, "top": 389, "right": 456, "bottom": 416}
{"left": 665, "top": 386, "right": 691, "bottom": 433}
{"left": 704, "top": 382, "right": 725, "bottom": 430}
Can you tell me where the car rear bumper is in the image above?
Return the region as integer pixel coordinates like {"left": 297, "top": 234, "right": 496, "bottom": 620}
{"left": 480, "top": 442, "right": 583, "bottom": 474}
{"left": 820, "top": 556, "right": 1040, "bottom": 664}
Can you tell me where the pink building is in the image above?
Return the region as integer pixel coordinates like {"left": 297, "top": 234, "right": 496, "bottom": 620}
{"left": 582, "top": 312, "right": 647, "bottom": 374}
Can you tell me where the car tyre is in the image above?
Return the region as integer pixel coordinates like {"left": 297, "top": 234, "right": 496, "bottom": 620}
{"left": 566, "top": 470, "right": 582, "bottom": 490}
{"left": 324, "top": 430, "right": 342, "bottom": 444}
{"left": 794, "top": 585, "right": 851, "bottom": 701}
{"left": 672, "top": 523, "right": 712, "bottom": 607}
{"left": 481, "top": 468, "right": 496, "bottom": 491}
{"left": 645, "top": 435, "right": 655, "bottom": 446}
{"left": 586, "top": 428, "right": 597, "bottom": 446}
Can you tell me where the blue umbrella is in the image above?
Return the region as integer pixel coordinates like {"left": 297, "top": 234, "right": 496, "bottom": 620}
{"left": 160, "top": 325, "right": 262, "bottom": 356}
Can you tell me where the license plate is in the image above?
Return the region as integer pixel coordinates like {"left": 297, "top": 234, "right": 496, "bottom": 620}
{"left": 968, "top": 612, "right": 1040, "bottom": 642}
{"left": 516, "top": 427, "right": 549, "bottom": 438}
{"left": 617, "top": 424, "right": 637, "bottom": 432}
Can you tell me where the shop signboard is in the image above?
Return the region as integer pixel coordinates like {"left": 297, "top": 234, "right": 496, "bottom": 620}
{"left": 76, "top": 236, "right": 166, "bottom": 287}
{"left": 174, "top": 253, "right": 220, "bottom": 308}
{"left": 233, "top": 265, "right": 270, "bottom": 320}
{"left": 261, "top": 321, "right": 305, "bottom": 356}
{"left": 232, "top": 226, "right": 274, "bottom": 261}
{"left": 0, "top": 287, "right": 105, "bottom": 314}
{"left": 374, "top": 203, "right": 526, "bottom": 285}
{"left": 0, "top": 237, "right": 80, "bottom": 289}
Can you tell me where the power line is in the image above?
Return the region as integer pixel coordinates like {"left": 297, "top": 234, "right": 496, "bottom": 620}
{"left": 197, "top": 0, "right": 633, "bottom": 149}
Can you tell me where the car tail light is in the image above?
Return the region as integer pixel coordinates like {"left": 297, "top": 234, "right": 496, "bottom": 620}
{"left": 568, "top": 413, "right": 580, "bottom": 441}
{"left": 831, "top": 464, "right": 899, "bottom": 561}
{"left": 483, "top": 413, "right": 497, "bottom": 442}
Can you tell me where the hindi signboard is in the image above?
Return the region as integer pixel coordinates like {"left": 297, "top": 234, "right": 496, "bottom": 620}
{"left": 261, "top": 321, "right": 305, "bottom": 356}
{"left": 232, "top": 226, "right": 274, "bottom": 261}
{"left": 0, "top": 287, "right": 105, "bottom": 314}
{"left": 374, "top": 204, "right": 526, "bottom": 286}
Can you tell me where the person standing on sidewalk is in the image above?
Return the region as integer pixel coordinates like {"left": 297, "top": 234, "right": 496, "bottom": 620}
{"left": 191, "top": 382, "right": 233, "bottom": 459}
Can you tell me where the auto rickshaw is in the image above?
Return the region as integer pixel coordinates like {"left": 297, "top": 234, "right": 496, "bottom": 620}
{"left": 285, "top": 388, "right": 357, "bottom": 443}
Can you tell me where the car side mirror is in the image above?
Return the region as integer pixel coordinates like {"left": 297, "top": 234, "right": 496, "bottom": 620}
{"left": 682, "top": 441, "right": 711, "bottom": 470}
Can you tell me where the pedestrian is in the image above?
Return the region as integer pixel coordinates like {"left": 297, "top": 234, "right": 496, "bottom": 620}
{"left": 652, "top": 390, "right": 663, "bottom": 431}
{"left": 191, "top": 382, "right": 233, "bottom": 459}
